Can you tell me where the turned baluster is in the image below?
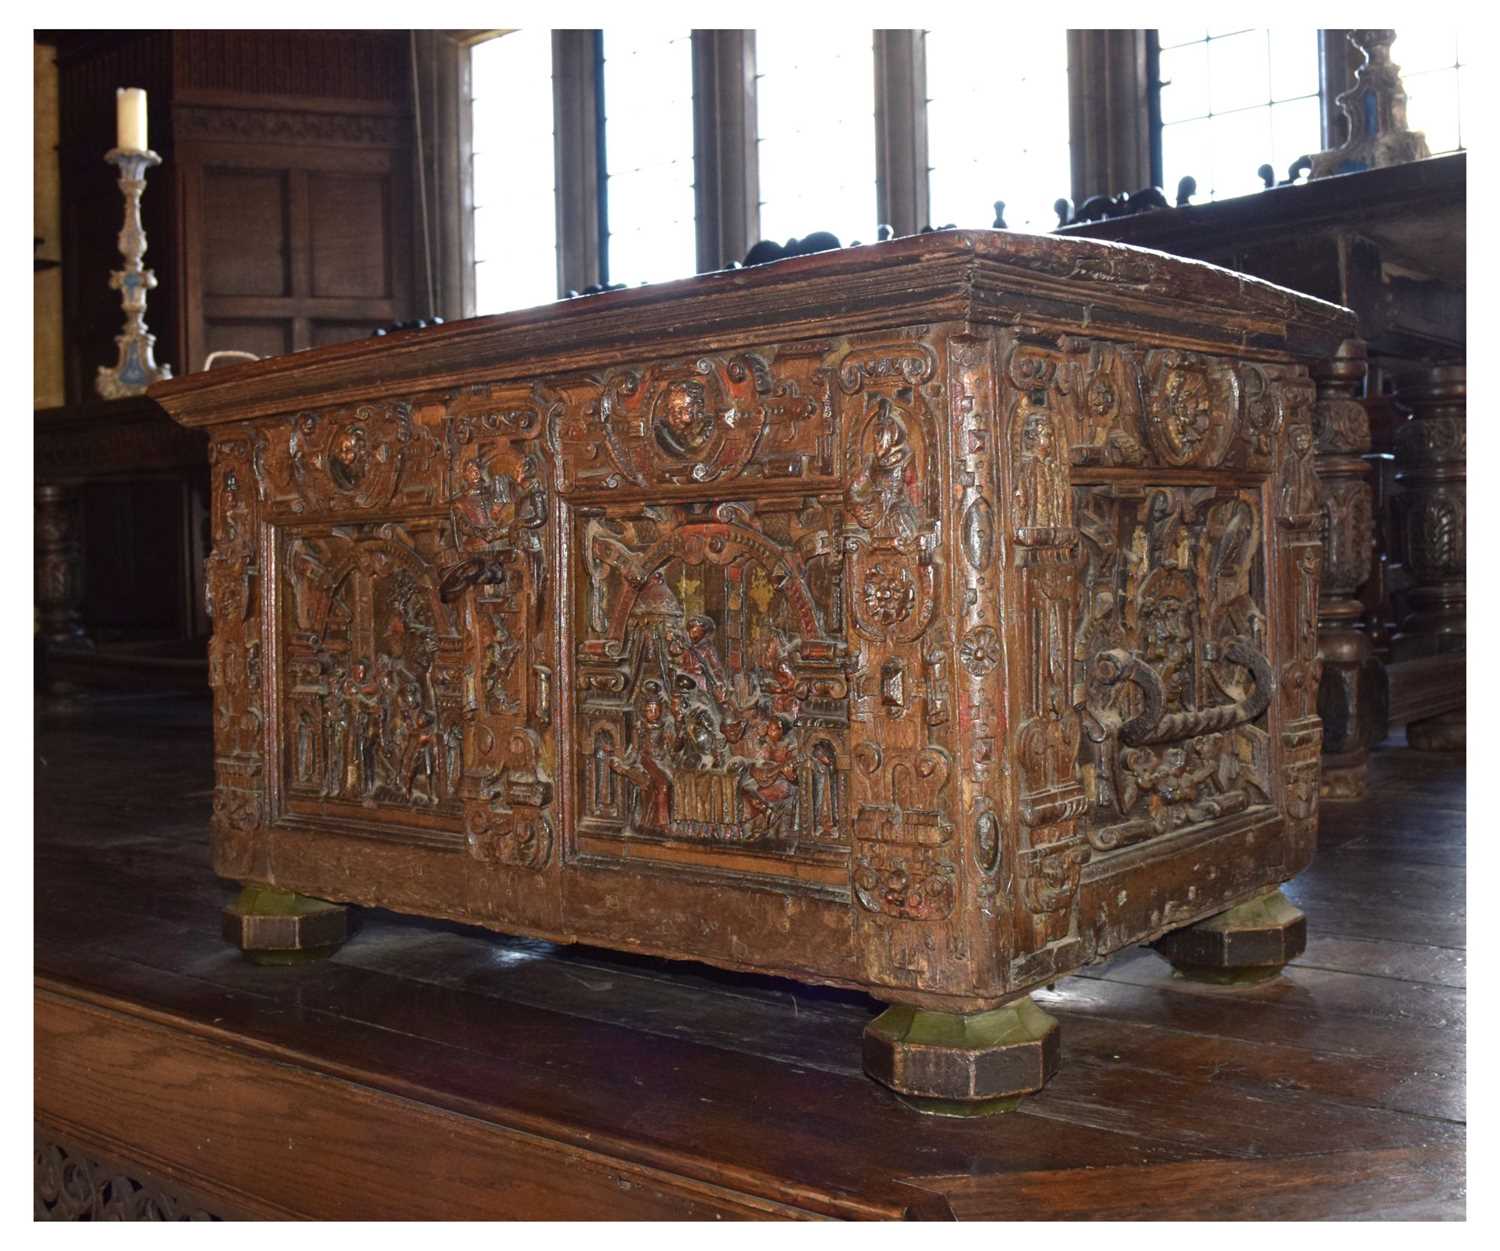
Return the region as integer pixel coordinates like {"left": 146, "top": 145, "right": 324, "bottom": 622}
{"left": 35, "top": 483, "right": 92, "bottom": 653}
{"left": 1313, "top": 340, "right": 1381, "bottom": 797}
{"left": 1391, "top": 364, "right": 1465, "bottom": 750}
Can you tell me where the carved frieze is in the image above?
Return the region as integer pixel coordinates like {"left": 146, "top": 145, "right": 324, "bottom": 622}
{"left": 552, "top": 347, "right": 834, "bottom": 495}
{"left": 254, "top": 402, "right": 441, "bottom": 516}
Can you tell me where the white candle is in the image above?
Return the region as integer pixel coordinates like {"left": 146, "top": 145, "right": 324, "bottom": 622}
{"left": 116, "top": 87, "right": 147, "bottom": 152}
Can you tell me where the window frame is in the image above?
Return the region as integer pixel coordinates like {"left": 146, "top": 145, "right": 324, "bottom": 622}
{"left": 444, "top": 27, "right": 1400, "bottom": 319}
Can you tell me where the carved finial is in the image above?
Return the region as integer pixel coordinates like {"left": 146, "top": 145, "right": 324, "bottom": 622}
{"left": 1054, "top": 197, "right": 1073, "bottom": 227}
{"left": 1306, "top": 29, "right": 1430, "bottom": 179}
{"left": 1175, "top": 176, "right": 1196, "bottom": 206}
{"left": 1257, "top": 163, "right": 1276, "bottom": 189}
{"left": 876, "top": 224, "right": 893, "bottom": 241}
{"left": 992, "top": 201, "right": 1008, "bottom": 229}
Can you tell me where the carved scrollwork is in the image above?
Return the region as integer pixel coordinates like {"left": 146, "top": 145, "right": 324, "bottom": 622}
{"left": 254, "top": 403, "right": 440, "bottom": 515}
{"left": 35, "top": 1134, "right": 224, "bottom": 1221}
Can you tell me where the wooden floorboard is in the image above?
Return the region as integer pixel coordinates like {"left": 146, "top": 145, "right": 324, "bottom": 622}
{"left": 34, "top": 692, "right": 1466, "bottom": 1220}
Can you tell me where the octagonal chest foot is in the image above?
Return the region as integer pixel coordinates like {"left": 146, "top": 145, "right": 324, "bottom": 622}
{"left": 862, "top": 996, "right": 1060, "bottom": 1116}
{"left": 1152, "top": 887, "right": 1306, "bottom": 984}
{"left": 224, "top": 884, "right": 348, "bottom": 966}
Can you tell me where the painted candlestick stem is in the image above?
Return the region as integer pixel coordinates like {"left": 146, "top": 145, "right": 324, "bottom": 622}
{"left": 95, "top": 148, "right": 173, "bottom": 400}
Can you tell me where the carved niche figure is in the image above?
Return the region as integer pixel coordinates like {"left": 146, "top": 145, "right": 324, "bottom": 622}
{"left": 1015, "top": 407, "right": 1068, "bottom": 530}
{"left": 848, "top": 398, "right": 920, "bottom": 540}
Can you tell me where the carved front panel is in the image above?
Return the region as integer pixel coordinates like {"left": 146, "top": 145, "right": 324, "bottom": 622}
{"left": 276, "top": 520, "right": 468, "bottom": 845}
{"left": 571, "top": 496, "right": 849, "bottom": 863}
{"left": 560, "top": 334, "right": 959, "bottom": 919}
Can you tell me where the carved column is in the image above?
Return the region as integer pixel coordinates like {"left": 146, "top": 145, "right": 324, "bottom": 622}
{"left": 1313, "top": 340, "right": 1380, "bottom": 798}
{"left": 1391, "top": 364, "right": 1465, "bottom": 750}
{"left": 35, "top": 483, "right": 91, "bottom": 652}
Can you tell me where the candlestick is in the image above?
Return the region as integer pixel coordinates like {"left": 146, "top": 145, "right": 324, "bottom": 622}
{"left": 95, "top": 148, "right": 173, "bottom": 399}
{"left": 115, "top": 87, "right": 148, "bottom": 152}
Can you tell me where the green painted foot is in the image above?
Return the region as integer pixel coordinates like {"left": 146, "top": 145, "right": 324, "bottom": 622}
{"left": 863, "top": 997, "right": 1059, "bottom": 1115}
{"left": 1153, "top": 887, "right": 1306, "bottom": 983}
{"left": 223, "top": 884, "right": 348, "bottom": 966}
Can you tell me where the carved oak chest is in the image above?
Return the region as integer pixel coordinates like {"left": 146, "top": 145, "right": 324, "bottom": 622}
{"left": 152, "top": 232, "right": 1354, "bottom": 1113}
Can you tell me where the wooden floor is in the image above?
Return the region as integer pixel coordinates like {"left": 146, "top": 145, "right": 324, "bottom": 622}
{"left": 35, "top": 691, "right": 1466, "bottom": 1220}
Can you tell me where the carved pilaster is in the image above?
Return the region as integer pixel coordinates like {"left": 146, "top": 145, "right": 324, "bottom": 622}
{"left": 1391, "top": 365, "right": 1465, "bottom": 750}
{"left": 1313, "top": 340, "right": 1380, "bottom": 798}
{"left": 35, "top": 484, "right": 92, "bottom": 653}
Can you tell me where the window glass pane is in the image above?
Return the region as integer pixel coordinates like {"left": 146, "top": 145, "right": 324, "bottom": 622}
{"left": 1270, "top": 96, "right": 1321, "bottom": 177}
{"left": 1159, "top": 42, "right": 1209, "bottom": 124}
{"left": 1268, "top": 28, "right": 1319, "bottom": 102}
{"left": 925, "top": 28, "right": 1070, "bottom": 233}
{"left": 1391, "top": 29, "right": 1459, "bottom": 75}
{"left": 603, "top": 29, "right": 696, "bottom": 285}
{"left": 1208, "top": 31, "right": 1269, "bottom": 115}
{"left": 1157, "top": 28, "right": 1320, "bottom": 203}
{"left": 1405, "top": 65, "right": 1461, "bottom": 154}
{"left": 472, "top": 31, "right": 558, "bottom": 314}
{"left": 756, "top": 29, "right": 877, "bottom": 246}
{"left": 1392, "top": 30, "right": 1463, "bottom": 154}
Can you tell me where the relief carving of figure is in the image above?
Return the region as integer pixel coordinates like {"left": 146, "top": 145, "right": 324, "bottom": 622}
{"left": 329, "top": 427, "right": 370, "bottom": 491}
{"left": 848, "top": 398, "right": 920, "bottom": 539}
{"left": 736, "top": 713, "right": 800, "bottom": 821}
{"left": 1015, "top": 407, "right": 1068, "bottom": 530}
{"left": 342, "top": 658, "right": 383, "bottom": 800}
{"left": 606, "top": 684, "right": 676, "bottom": 832}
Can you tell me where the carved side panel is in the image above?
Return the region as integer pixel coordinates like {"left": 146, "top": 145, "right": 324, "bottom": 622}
{"left": 206, "top": 433, "right": 265, "bottom": 877}
{"left": 999, "top": 331, "right": 1311, "bottom": 984}
{"left": 1074, "top": 486, "right": 1275, "bottom": 850}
